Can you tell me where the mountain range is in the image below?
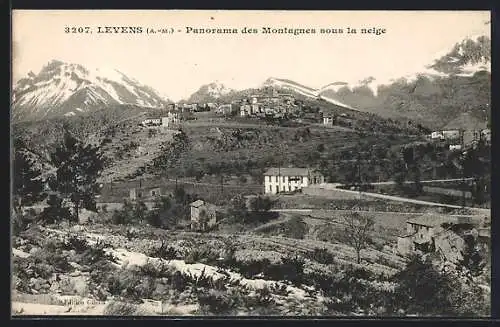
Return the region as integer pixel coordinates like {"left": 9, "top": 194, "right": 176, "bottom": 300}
{"left": 12, "top": 60, "right": 170, "bottom": 121}
{"left": 12, "top": 35, "right": 490, "bottom": 129}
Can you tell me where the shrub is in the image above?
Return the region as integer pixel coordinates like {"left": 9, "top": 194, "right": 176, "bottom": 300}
{"left": 12, "top": 209, "right": 37, "bottom": 236}
{"left": 38, "top": 194, "right": 73, "bottom": 224}
{"left": 233, "top": 258, "right": 271, "bottom": 279}
{"left": 63, "top": 235, "right": 89, "bottom": 253}
{"left": 76, "top": 240, "right": 116, "bottom": 266}
{"left": 311, "top": 248, "right": 335, "bottom": 265}
{"left": 139, "top": 261, "right": 174, "bottom": 279}
{"left": 148, "top": 240, "right": 180, "bottom": 261}
{"left": 282, "top": 216, "right": 309, "bottom": 239}
{"left": 103, "top": 302, "right": 144, "bottom": 315}
{"left": 184, "top": 248, "right": 219, "bottom": 265}
{"left": 271, "top": 256, "right": 305, "bottom": 285}
{"left": 171, "top": 271, "right": 189, "bottom": 292}
{"left": 197, "top": 289, "right": 240, "bottom": 315}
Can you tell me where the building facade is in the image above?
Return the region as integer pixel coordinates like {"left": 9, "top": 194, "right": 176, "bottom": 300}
{"left": 323, "top": 116, "right": 334, "bottom": 126}
{"left": 397, "top": 215, "right": 471, "bottom": 256}
{"left": 263, "top": 167, "right": 325, "bottom": 194}
{"left": 190, "top": 200, "right": 218, "bottom": 231}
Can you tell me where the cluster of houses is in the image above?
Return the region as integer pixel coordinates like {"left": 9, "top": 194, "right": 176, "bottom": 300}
{"left": 238, "top": 89, "right": 298, "bottom": 118}
{"left": 428, "top": 128, "right": 491, "bottom": 151}
{"left": 108, "top": 166, "right": 325, "bottom": 230}
{"left": 397, "top": 214, "right": 489, "bottom": 261}
{"left": 165, "top": 103, "right": 218, "bottom": 113}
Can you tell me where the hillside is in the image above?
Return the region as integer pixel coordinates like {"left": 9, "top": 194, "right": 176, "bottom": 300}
{"left": 12, "top": 60, "right": 170, "bottom": 122}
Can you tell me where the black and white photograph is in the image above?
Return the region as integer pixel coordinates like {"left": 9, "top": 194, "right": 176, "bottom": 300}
{"left": 11, "top": 10, "right": 491, "bottom": 317}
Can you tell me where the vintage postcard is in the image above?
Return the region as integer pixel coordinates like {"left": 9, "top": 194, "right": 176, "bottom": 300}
{"left": 11, "top": 10, "right": 491, "bottom": 317}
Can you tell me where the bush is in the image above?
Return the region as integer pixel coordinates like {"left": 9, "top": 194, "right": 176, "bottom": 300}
{"left": 38, "top": 194, "right": 73, "bottom": 224}
{"left": 139, "top": 261, "right": 174, "bottom": 279}
{"left": 63, "top": 235, "right": 89, "bottom": 253}
{"left": 103, "top": 302, "right": 145, "bottom": 315}
{"left": 281, "top": 216, "right": 309, "bottom": 239}
{"left": 197, "top": 289, "right": 240, "bottom": 315}
{"left": 12, "top": 209, "right": 37, "bottom": 236}
{"left": 184, "top": 248, "right": 220, "bottom": 265}
{"left": 148, "top": 240, "right": 180, "bottom": 260}
{"left": 76, "top": 240, "right": 116, "bottom": 267}
{"left": 311, "top": 248, "right": 335, "bottom": 265}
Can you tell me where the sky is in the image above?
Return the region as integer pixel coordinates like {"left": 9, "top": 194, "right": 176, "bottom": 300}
{"left": 12, "top": 10, "right": 490, "bottom": 101}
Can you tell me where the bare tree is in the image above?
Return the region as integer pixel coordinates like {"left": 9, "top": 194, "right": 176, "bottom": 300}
{"left": 342, "top": 212, "right": 375, "bottom": 264}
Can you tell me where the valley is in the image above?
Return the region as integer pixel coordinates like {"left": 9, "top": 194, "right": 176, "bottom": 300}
{"left": 11, "top": 30, "right": 491, "bottom": 317}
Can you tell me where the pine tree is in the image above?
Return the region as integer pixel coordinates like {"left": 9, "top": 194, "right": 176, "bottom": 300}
{"left": 13, "top": 140, "right": 45, "bottom": 213}
{"left": 49, "top": 131, "right": 105, "bottom": 222}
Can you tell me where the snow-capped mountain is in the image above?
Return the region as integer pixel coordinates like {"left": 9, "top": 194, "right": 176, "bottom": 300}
{"left": 12, "top": 60, "right": 170, "bottom": 121}
{"left": 317, "top": 35, "right": 491, "bottom": 127}
{"left": 319, "top": 35, "right": 490, "bottom": 99}
{"left": 185, "top": 81, "right": 236, "bottom": 103}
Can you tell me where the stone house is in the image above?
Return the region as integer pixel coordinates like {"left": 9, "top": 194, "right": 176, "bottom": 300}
{"left": 397, "top": 214, "right": 472, "bottom": 256}
{"left": 190, "top": 200, "right": 218, "bottom": 231}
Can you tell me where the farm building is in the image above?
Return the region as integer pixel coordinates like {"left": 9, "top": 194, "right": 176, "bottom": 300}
{"left": 397, "top": 214, "right": 473, "bottom": 256}
{"left": 129, "top": 187, "right": 163, "bottom": 201}
{"left": 442, "top": 130, "right": 461, "bottom": 140}
{"left": 263, "top": 167, "right": 325, "bottom": 194}
{"left": 190, "top": 200, "right": 218, "bottom": 231}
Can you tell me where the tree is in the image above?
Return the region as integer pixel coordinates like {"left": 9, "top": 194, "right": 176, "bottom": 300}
{"left": 13, "top": 143, "right": 45, "bottom": 213}
{"left": 49, "top": 131, "right": 105, "bottom": 222}
{"left": 112, "top": 200, "right": 136, "bottom": 225}
{"left": 341, "top": 212, "right": 374, "bottom": 264}
{"left": 227, "top": 194, "right": 249, "bottom": 223}
{"left": 249, "top": 196, "right": 277, "bottom": 223}
{"left": 391, "top": 254, "right": 458, "bottom": 316}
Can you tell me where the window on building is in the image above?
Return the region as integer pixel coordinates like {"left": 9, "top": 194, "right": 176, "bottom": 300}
{"left": 282, "top": 176, "right": 285, "bottom": 183}
{"left": 275, "top": 185, "right": 279, "bottom": 193}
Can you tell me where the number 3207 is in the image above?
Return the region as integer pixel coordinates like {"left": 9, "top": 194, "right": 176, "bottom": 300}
{"left": 64, "top": 26, "right": 92, "bottom": 33}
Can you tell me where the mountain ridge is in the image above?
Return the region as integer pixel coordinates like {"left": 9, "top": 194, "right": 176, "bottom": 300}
{"left": 12, "top": 60, "right": 170, "bottom": 122}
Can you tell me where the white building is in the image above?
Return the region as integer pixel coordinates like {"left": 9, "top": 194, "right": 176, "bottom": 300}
{"left": 141, "top": 118, "right": 162, "bottom": 126}
{"left": 263, "top": 167, "right": 325, "bottom": 194}
{"left": 431, "top": 131, "right": 444, "bottom": 139}
{"left": 240, "top": 104, "right": 251, "bottom": 117}
{"left": 323, "top": 116, "right": 334, "bottom": 126}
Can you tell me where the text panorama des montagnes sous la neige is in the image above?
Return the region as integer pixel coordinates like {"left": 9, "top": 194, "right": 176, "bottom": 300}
{"left": 64, "top": 26, "right": 387, "bottom": 36}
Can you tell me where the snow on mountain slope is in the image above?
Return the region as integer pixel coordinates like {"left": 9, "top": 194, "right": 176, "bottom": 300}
{"left": 263, "top": 77, "right": 355, "bottom": 110}
{"left": 12, "top": 60, "right": 170, "bottom": 121}
{"left": 186, "top": 81, "right": 235, "bottom": 103}
{"left": 319, "top": 35, "right": 490, "bottom": 99}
